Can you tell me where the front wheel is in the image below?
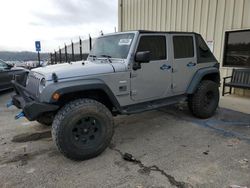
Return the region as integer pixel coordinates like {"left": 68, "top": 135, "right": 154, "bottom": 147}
{"left": 52, "top": 98, "right": 114, "bottom": 161}
{"left": 188, "top": 80, "right": 219, "bottom": 119}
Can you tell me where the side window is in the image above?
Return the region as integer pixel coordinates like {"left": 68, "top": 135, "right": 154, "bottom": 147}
{"left": 137, "top": 36, "right": 166, "bottom": 61}
{"left": 196, "top": 34, "right": 216, "bottom": 63}
{"left": 0, "top": 62, "right": 8, "bottom": 70}
{"left": 173, "top": 36, "right": 194, "bottom": 59}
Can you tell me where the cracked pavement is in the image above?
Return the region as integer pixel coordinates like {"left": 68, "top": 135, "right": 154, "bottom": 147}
{"left": 0, "top": 91, "right": 250, "bottom": 188}
{"left": 108, "top": 145, "right": 191, "bottom": 188}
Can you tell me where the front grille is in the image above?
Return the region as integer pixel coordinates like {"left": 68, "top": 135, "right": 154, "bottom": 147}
{"left": 14, "top": 72, "right": 28, "bottom": 86}
{"left": 26, "top": 73, "right": 41, "bottom": 96}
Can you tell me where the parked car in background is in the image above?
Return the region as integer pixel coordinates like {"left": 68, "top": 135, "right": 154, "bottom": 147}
{"left": 7, "top": 61, "right": 27, "bottom": 69}
{"left": 0, "top": 59, "right": 27, "bottom": 92}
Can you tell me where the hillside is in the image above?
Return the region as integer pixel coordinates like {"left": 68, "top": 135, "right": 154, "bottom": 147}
{"left": 0, "top": 51, "right": 49, "bottom": 61}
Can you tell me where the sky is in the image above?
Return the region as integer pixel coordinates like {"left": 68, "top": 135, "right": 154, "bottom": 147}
{"left": 0, "top": 0, "right": 118, "bottom": 52}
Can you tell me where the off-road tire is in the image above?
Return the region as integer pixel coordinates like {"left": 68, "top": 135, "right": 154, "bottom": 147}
{"left": 37, "top": 114, "right": 54, "bottom": 126}
{"left": 187, "top": 96, "right": 193, "bottom": 114}
{"left": 188, "top": 80, "right": 219, "bottom": 119}
{"left": 52, "top": 98, "right": 114, "bottom": 161}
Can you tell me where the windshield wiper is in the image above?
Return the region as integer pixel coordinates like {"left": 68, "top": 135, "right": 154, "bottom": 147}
{"left": 100, "top": 54, "right": 111, "bottom": 58}
{"left": 99, "top": 54, "right": 112, "bottom": 63}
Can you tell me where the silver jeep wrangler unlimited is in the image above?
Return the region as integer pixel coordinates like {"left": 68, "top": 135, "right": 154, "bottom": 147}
{"left": 10, "top": 31, "right": 220, "bottom": 160}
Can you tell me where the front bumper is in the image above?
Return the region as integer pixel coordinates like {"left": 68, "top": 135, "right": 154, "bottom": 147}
{"left": 11, "top": 80, "right": 59, "bottom": 121}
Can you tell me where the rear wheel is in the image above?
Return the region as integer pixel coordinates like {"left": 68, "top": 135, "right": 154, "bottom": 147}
{"left": 52, "top": 98, "right": 114, "bottom": 161}
{"left": 188, "top": 80, "right": 219, "bottom": 118}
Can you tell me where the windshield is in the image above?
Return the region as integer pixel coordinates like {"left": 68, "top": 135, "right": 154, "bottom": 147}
{"left": 89, "top": 33, "right": 134, "bottom": 59}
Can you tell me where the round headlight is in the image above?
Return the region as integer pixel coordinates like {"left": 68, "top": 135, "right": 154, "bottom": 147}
{"left": 40, "top": 78, "right": 46, "bottom": 86}
{"left": 39, "top": 78, "right": 46, "bottom": 93}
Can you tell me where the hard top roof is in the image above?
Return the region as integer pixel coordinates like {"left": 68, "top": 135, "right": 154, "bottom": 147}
{"left": 137, "top": 30, "right": 199, "bottom": 35}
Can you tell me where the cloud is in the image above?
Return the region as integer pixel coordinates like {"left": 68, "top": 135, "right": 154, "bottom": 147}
{"left": 32, "top": 0, "right": 117, "bottom": 26}
{"left": 0, "top": 0, "right": 117, "bottom": 52}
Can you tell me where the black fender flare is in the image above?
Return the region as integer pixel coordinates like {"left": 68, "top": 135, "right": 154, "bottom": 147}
{"left": 186, "top": 67, "right": 220, "bottom": 94}
{"left": 39, "top": 79, "right": 121, "bottom": 110}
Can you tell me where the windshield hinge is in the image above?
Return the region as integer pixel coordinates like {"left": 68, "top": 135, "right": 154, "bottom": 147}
{"left": 130, "top": 72, "right": 137, "bottom": 78}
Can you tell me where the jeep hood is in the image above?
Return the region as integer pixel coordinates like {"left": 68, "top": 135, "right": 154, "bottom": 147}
{"left": 32, "top": 60, "right": 125, "bottom": 80}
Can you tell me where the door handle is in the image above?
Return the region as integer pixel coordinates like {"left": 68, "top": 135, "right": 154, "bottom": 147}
{"left": 187, "top": 62, "right": 196, "bottom": 67}
{"left": 160, "top": 64, "right": 171, "bottom": 70}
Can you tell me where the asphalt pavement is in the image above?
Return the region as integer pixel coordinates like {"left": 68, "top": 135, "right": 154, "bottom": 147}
{"left": 0, "top": 91, "right": 250, "bottom": 188}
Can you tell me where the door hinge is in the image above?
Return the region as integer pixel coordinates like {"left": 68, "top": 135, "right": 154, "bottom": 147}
{"left": 130, "top": 90, "right": 137, "bottom": 96}
{"left": 130, "top": 72, "right": 137, "bottom": 78}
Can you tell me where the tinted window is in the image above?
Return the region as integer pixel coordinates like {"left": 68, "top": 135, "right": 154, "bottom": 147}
{"left": 223, "top": 30, "right": 250, "bottom": 67}
{"left": 173, "top": 36, "right": 194, "bottom": 58}
{"left": 137, "top": 36, "right": 166, "bottom": 60}
{"left": 196, "top": 35, "right": 216, "bottom": 63}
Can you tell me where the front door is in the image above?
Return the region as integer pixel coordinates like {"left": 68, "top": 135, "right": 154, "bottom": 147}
{"left": 131, "top": 34, "right": 172, "bottom": 102}
{"left": 171, "top": 34, "right": 198, "bottom": 94}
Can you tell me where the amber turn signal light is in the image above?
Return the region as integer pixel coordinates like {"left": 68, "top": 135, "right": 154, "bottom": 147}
{"left": 52, "top": 92, "right": 60, "bottom": 101}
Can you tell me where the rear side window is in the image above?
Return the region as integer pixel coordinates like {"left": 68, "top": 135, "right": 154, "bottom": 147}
{"left": 196, "top": 34, "right": 216, "bottom": 63}
{"left": 137, "top": 36, "right": 166, "bottom": 60}
{"left": 173, "top": 36, "right": 194, "bottom": 58}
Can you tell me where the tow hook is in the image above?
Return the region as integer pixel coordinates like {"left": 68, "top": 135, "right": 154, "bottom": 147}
{"left": 6, "top": 100, "right": 13, "bottom": 108}
{"left": 15, "top": 111, "right": 25, "bottom": 120}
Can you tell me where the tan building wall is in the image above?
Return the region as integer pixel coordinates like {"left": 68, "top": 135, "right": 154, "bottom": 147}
{"left": 118, "top": 0, "right": 250, "bottom": 96}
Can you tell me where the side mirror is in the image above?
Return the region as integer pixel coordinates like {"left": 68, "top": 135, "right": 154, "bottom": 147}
{"left": 135, "top": 51, "right": 151, "bottom": 63}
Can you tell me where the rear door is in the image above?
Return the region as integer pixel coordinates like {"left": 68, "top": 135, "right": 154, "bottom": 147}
{"left": 130, "top": 34, "right": 172, "bottom": 101}
{"left": 171, "top": 34, "right": 198, "bottom": 94}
